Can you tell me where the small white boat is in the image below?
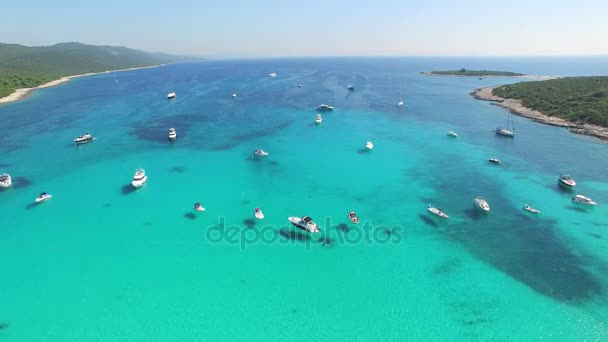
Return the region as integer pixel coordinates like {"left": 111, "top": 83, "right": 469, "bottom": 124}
{"left": 167, "top": 91, "right": 176, "bottom": 99}
{"left": 522, "top": 204, "right": 541, "bottom": 214}
{"left": 168, "top": 128, "right": 177, "bottom": 141}
{"left": 558, "top": 175, "right": 576, "bottom": 187}
{"left": 253, "top": 149, "right": 269, "bottom": 157}
{"left": 397, "top": 100, "right": 404, "bottom": 106}
{"left": 254, "top": 207, "right": 264, "bottom": 219}
{"left": 347, "top": 85, "right": 355, "bottom": 91}
{"left": 0, "top": 173, "right": 12, "bottom": 188}
{"left": 447, "top": 131, "right": 458, "bottom": 138}
{"left": 194, "top": 203, "right": 206, "bottom": 212}
{"left": 427, "top": 204, "right": 449, "bottom": 218}
{"left": 232, "top": 93, "right": 237, "bottom": 98}
{"left": 347, "top": 211, "right": 359, "bottom": 224}
{"left": 572, "top": 195, "right": 597, "bottom": 206}
{"left": 495, "top": 127, "right": 515, "bottom": 137}
{"left": 35, "top": 192, "right": 52, "bottom": 203}
{"left": 297, "top": 84, "right": 302, "bottom": 88}
{"left": 315, "top": 114, "right": 323, "bottom": 124}
{"left": 365, "top": 141, "right": 374, "bottom": 150}
{"left": 74, "top": 133, "right": 95, "bottom": 144}
{"left": 288, "top": 216, "right": 320, "bottom": 233}
{"left": 131, "top": 168, "right": 148, "bottom": 188}
{"left": 474, "top": 196, "right": 490, "bottom": 212}
{"left": 489, "top": 157, "right": 501, "bottom": 164}
{"left": 268, "top": 72, "right": 277, "bottom": 78}
{"left": 317, "top": 104, "right": 334, "bottom": 111}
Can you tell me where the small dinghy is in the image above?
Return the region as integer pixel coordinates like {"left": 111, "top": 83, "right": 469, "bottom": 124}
{"left": 35, "top": 192, "right": 52, "bottom": 203}
{"left": 254, "top": 207, "right": 264, "bottom": 219}
{"left": 522, "top": 204, "right": 540, "bottom": 214}
{"left": 315, "top": 114, "right": 323, "bottom": 124}
{"left": 194, "top": 203, "right": 206, "bottom": 212}
{"left": 347, "top": 211, "right": 359, "bottom": 224}
{"left": 427, "top": 204, "right": 448, "bottom": 218}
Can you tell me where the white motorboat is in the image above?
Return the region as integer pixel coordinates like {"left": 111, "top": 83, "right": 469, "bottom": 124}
{"left": 194, "top": 203, "right": 206, "bottom": 212}
{"left": 558, "top": 175, "right": 576, "bottom": 187}
{"left": 0, "top": 173, "right": 12, "bottom": 188}
{"left": 131, "top": 168, "right": 148, "bottom": 188}
{"left": 474, "top": 196, "right": 490, "bottom": 212}
{"left": 288, "top": 216, "right": 320, "bottom": 233}
{"left": 254, "top": 207, "right": 264, "bottom": 219}
{"left": 427, "top": 204, "right": 449, "bottom": 218}
{"left": 447, "top": 131, "right": 458, "bottom": 138}
{"left": 315, "top": 114, "right": 323, "bottom": 124}
{"left": 168, "top": 128, "right": 177, "bottom": 141}
{"left": 253, "top": 149, "right": 269, "bottom": 157}
{"left": 298, "top": 84, "right": 302, "bottom": 88}
{"left": 489, "top": 157, "right": 501, "bottom": 164}
{"left": 232, "top": 93, "right": 237, "bottom": 98}
{"left": 317, "top": 104, "right": 334, "bottom": 111}
{"left": 397, "top": 100, "right": 404, "bottom": 106}
{"left": 522, "top": 204, "right": 541, "bottom": 214}
{"left": 572, "top": 195, "right": 597, "bottom": 206}
{"left": 74, "top": 133, "right": 95, "bottom": 144}
{"left": 268, "top": 72, "right": 277, "bottom": 78}
{"left": 35, "top": 192, "right": 52, "bottom": 203}
{"left": 347, "top": 211, "right": 359, "bottom": 224}
{"left": 347, "top": 85, "right": 355, "bottom": 91}
{"left": 167, "top": 91, "right": 176, "bottom": 99}
{"left": 365, "top": 141, "right": 374, "bottom": 150}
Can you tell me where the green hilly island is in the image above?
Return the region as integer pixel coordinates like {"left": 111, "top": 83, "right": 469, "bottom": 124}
{"left": 0, "top": 42, "right": 189, "bottom": 97}
{"left": 493, "top": 77, "right": 608, "bottom": 127}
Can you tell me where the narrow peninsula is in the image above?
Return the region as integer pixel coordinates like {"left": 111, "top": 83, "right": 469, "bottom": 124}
{"left": 472, "top": 76, "right": 608, "bottom": 141}
{"left": 424, "top": 69, "right": 525, "bottom": 77}
{"left": 0, "top": 42, "right": 191, "bottom": 104}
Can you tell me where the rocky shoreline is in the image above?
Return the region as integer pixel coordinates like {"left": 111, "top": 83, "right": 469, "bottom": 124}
{"left": 471, "top": 86, "right": 608, "bottom": 141}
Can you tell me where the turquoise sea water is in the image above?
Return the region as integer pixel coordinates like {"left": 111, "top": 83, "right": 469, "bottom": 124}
{"left": 1, "top": 57, "right": 608, "bottom": 341}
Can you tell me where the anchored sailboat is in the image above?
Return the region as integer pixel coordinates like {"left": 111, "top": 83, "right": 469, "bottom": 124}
{"left": 495, "top": 111, "right": 515, "bottom": 137}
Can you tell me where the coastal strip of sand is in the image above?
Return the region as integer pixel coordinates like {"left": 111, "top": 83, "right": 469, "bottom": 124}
{"left": 420, "top": 72, "right": 560, "bottom": 80}
{"left": 472, "top": 86, "right": 608, "bottom": 141}
{"left": 0, "top": 64, "right": 167, "bottom": 105}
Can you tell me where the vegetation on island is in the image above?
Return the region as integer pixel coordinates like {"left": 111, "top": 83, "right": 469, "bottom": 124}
{"left": 493, "top": 77, "right": 608, "bottom": 127}
{"left": 430, "top": 68, "right": 525, "bottom": 76}
{"left": 0, "top": 42, "right": 190, "bottom": 98}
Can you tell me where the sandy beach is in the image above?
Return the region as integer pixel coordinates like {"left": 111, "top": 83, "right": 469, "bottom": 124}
{"left": 472, "top": 86, "right": 608, "bottom": 141}
{"left": 421, "top": 71, "right": 560, "bottom": 80}
{"left": 0, "top": 64, "right": 166, "bottom": 105}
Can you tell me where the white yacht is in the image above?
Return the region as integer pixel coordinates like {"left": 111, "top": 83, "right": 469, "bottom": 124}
{"left": 167, "top": 91, "right": 176, "bottom": 99}
{"left": 268, "top": 72, "right": 277, "bottom": 78}
{"left": 558, "top": 175, "right": 576, "bottom": 187}
{"left": 489, "top": 157, "right": 501, "bottom": 164}
{"left": 194, "top": 203, "right": 206, "bottom": 212}
{"left": 427, "top": 204, "right": 448, "bottom": 218}
{"left": 168, "top": 128, "right": 177, "bottom": 141}
{"left": 365, "top": 141, "right": 374, "bottom": 150}
{"left": 572, "top": 195, "right": 597, "bottom": 206}
{"left": 131, "top": 168, "right": 148, "bottom": 188}
{"left": 0, "top": 173, "right": 12, "bottom": 188}
{"left": 253, "top": 149, "right": 269, "bottom": 157}
{"left": 35, "top": 192, "right": 52, "bottom": 203}
{"left": 254, "top": 207, "right": 264, "bottom": 220}
{"left": 288, "top": 216, "right": 320, "bottom": 233}
{"left": 474, "top": 196, "right": 490, "bottom": 212}
{"left": 74, "top": 133, "right": 95, "bottom": 145}
{"left": 397, "top": 100, "right": 404, "bottom": 106}
{"left": 317, "top": 104, "right": 334, "bottom": 111}
{"left": 447, "top": 131, "right": 458, "bottom": 138}
{"left": 232, "top": 93, "right": 237, "bottom": 98}
{"left": 315, "top": 114, "right": 323, "bottom": 124}
{"left": 522, "top": 204, "right": 541, "bottom": 214}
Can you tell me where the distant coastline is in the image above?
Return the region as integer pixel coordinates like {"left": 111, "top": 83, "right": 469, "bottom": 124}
{"left": 472, "top": 86, "right": 608, "bottom": 141}
{"left": 0, "top": 64, "right": 167, "bottom": 105}
{"left": 421, "top": 71, "right": 559, "bottom": 80}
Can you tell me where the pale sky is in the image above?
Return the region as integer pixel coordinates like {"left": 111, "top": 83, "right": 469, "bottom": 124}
{"left": 1, "top": 0, "right": 607, "bottom": 57}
